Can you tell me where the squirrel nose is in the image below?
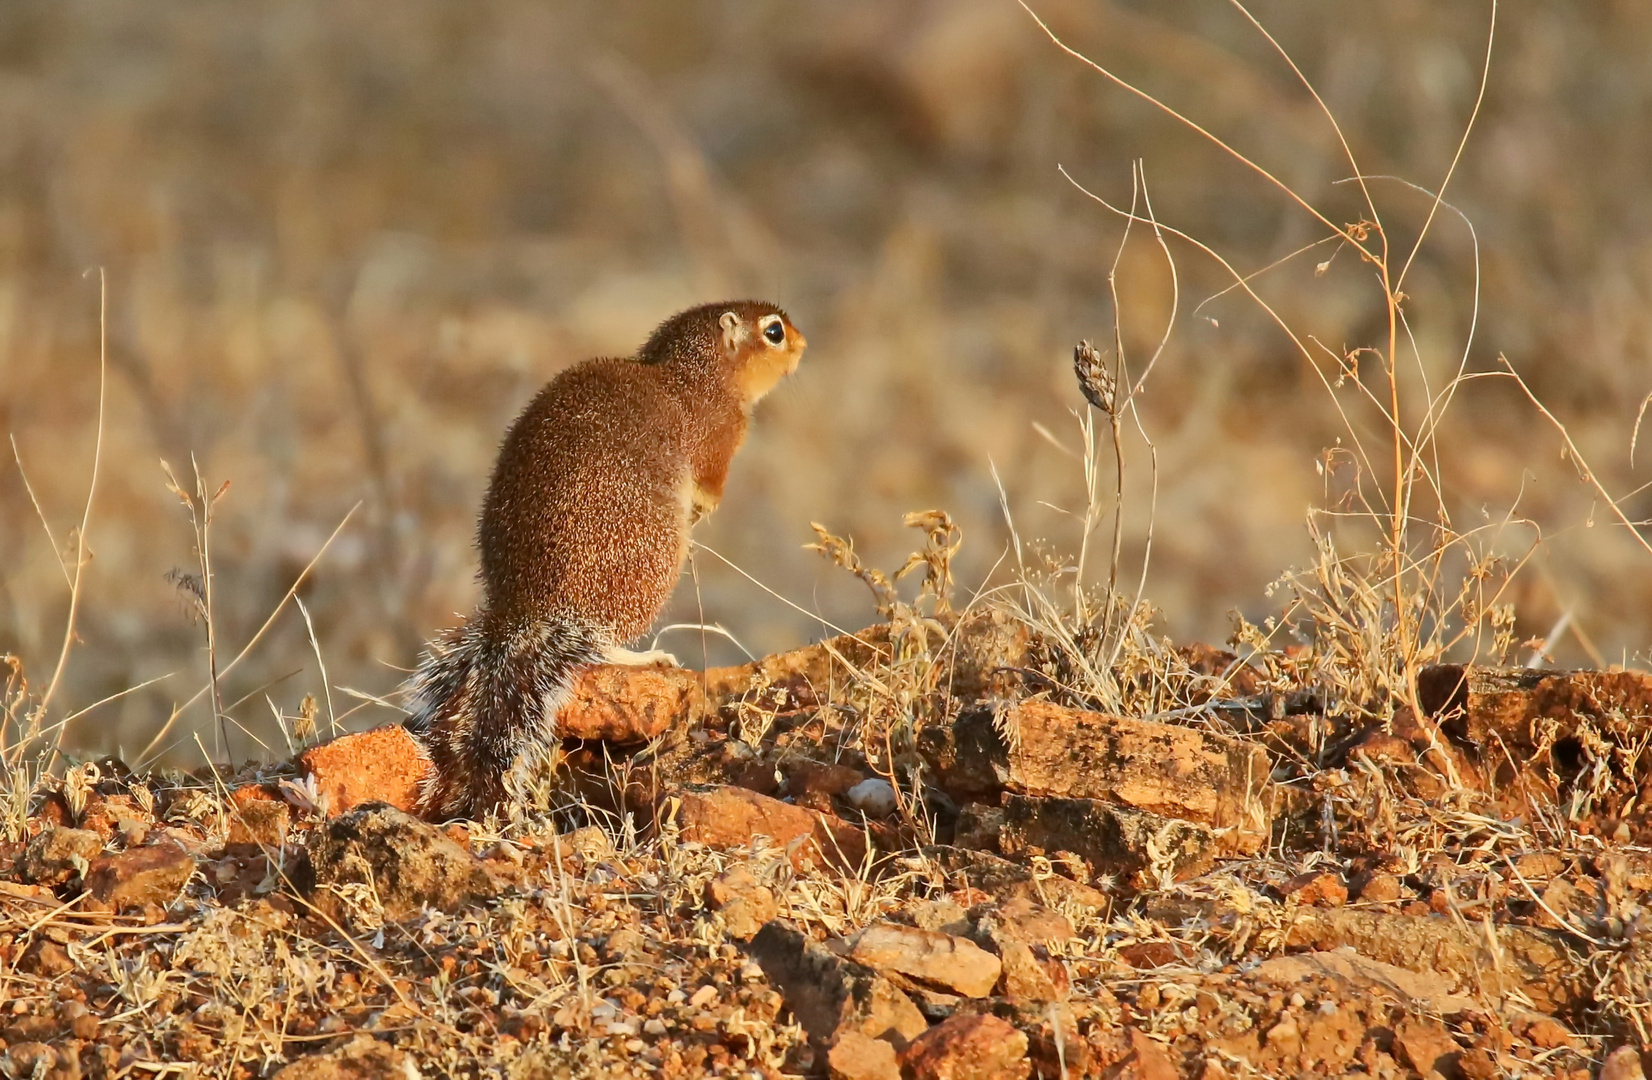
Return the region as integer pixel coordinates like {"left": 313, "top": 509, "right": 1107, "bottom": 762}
{"left": 791, "top": 328, "right": 808, "bottom": 351}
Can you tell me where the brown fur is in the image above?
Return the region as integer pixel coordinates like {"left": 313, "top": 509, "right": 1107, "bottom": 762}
{"left": 405, "top": 301, "right": 805, "bottom": 818}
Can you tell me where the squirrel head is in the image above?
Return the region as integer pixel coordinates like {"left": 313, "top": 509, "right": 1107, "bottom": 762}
{"left": 639, "top": 300, "right": 806, "bottom": 406}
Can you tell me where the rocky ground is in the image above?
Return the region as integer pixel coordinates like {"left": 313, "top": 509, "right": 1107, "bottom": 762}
{"left": 3, "top": 609, "right": 1651, "bottom": 1079}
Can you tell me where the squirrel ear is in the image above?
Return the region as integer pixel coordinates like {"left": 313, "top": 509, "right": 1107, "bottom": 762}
{"left": 719, "top": 310, "right": 744, "bottom": 349}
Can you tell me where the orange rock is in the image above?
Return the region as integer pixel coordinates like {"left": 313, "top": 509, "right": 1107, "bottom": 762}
{"left": 297, "top": 725, "right": 430, "bottom": 815}
{"left": 559, "top": 663, "right": 704, "bottom": 742}
{"left": 826, "top": 1031, "right": 902, "bottom": 1080}
{"left": 230, "top": 783, "right": 285, "bottom": 808}
{"left": 226, "top": 795, "right": 290, "bottom": 852}
{"left": 84, "top": 840, "right": 195, "bottom": 914}
{"left": 932, "top": 703, "right": 1272, "bottom": 855}
{"left": 900, "top": 1013, "right": 1030, "bottom": 1080}
{"left": 1282, "top": 870, "right": 1349, "bottom": 907}
{"left": 1393, "top": 1017, "right": 1462, "bottom": 1076}
{"left": 705, "top": 866, "right": 778, "bottom": 941}
{"left": 670, "top": 785, "right": 867, "bottom": 871}
{"left": 1350, "top": 869, "right": 1402, "bottom": 903}
{"left": 79, "top": 793, "right": 148, "bottom": 845}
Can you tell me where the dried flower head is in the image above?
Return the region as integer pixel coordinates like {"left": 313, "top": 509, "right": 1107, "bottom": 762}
{"left": 1073, "top": 340, "right": 1115, "bottom": 414}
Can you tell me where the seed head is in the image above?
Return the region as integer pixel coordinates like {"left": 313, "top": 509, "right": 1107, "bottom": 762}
{"left": 1073, "top": 340, "right": 1115, "bottom": 413}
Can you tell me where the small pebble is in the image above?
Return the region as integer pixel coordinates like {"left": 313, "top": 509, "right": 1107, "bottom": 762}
{"left": 844, "top": 778, "right": 898, "bottom": 817}
{"left": 689, "top": 984, "right": 719, "bottom": 1009}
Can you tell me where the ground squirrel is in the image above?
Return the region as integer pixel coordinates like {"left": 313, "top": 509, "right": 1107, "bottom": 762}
{"left": 405, "top": 301, "right": 806, "bottom": 818}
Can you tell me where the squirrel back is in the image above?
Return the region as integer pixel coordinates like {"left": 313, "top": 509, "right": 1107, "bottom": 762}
{"left": 407, "top": 301, "right": 806, "bottom": 818}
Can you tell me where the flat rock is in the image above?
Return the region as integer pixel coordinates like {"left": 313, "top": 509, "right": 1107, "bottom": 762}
{"left": 746, "top": 921, "right": 927, "bottom": 1052}
{"left": 559, "top": 662, "right": 704, "bottom": 742}
{"left": 899, "top": 1013, "right": 1030, "bottom": 1080}
{"left": 926, "top": 702, "right": 1272, "bottom": 854}
{"left": 306, "top": 803, "right": 500, "bottom": 917}
{"left": 84, "top": 839, "right": 195, "bottom": 912}
{"left": 298, "top": 725, "right": 430, "bottom": 815}
{"left": 845, "top": 922, "right": 1002, "bottom": 998}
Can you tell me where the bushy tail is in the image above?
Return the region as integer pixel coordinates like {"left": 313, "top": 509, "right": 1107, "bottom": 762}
{"left": 404, "top": 612, "right": 604, "bottom": 819}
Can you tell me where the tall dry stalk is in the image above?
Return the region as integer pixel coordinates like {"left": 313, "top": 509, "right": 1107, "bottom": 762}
{"left": 1021, "top": 1, "right": 1521, "bottom": 717}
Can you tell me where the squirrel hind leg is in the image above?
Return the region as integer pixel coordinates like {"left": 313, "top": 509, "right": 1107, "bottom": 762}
{"left": 602, "top": 644, "right": 679, "bottom": 667}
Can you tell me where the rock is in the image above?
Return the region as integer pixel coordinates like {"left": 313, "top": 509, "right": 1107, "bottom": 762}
{"left": 1252, "top": 949, "right": 1477, "bottom": 1015}
{"left": 746, "top": 921, "right": 927, "bottom": 1051}
{"left": 79, "top": 792, "right": 148, "bottom": 845}
{"left": 297, "top": 725, "right": 430, "bottom": 815}
{"left": 1350, "top": 869, "right": 1402, "bottom": 903}
{"left": 273, "top": 1032, "right": 410, "bottom": 1079}
{"left": 671, "top": 785, "right": 867, "bottom": 871}
{"left": 782, "top": 761, "right": 869, "bottom": 801}
{"left": 226, "top": 795, "right": 290, "bottom": 852}
{"left": 826, "top": 1031, "right": 902, "bottom": 1080}
{"left": 997, "top": 794, "right": 1219, "bottom": 887}
{"left": 559, "top": 662, "right": 704, "bottom": 742}
{"left": 925, "top": 703, "right": 1272, "bottom": 853}
{"left": 844, "top": 778, "right": 898, "bottom": 817}
{"left": 1268, "top": 905, "right": 1583, "bottom": 1015}
{"left": 306, "top": 803, "right": 500, "bottom": 917}
{"left": 1601, "top": 1046, "right": 1647, "bottom": 1080}
{"left": 1419, "top": 665, "right": 1652, "bottom": 756}
{"left": 15, "top": 827, "right": 102, "bottom": 885}
{"left": 1281, "top": 870, "right": 1348, "bottom": 906}
{"left": 1512, "top": 1012, "right": 1578, "bottom": 1050}
{"left": 899, "top": 1013, "right": 1030, "bottom": 1080}
{"left": 992, "top": 935, "right": 1063, "bottom": 1001}
{"left": 845, "top": 922, "right": 1002, "bottom": 998}
{"left": 1393, "top": 1017, "right": 1461, "bottom": 1076}
{"left": 84, "top": 840, "right": 195, "bottom": 913}
{"left": 705, "top": 866, "right": 778, "bottom": 941}
{"left": 985, "top": 896, "right": 1073, "bottom": 946}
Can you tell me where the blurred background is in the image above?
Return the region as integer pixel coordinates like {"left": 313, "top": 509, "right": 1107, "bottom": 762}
{"left": 3, "top": 0, "right": 1651, "bottom": 762}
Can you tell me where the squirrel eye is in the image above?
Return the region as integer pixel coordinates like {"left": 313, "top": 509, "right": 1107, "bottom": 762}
{"left": 762, "top": 320, "right": 786, "bottom": 345}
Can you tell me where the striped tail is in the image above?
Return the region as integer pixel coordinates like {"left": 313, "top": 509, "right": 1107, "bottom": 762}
{"left": 404, "top": 612, "right": 604, "bottom": 819}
